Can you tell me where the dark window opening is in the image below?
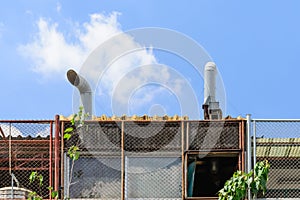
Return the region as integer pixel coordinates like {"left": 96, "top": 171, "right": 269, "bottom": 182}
{"left": 187, "top": 154, "right": 238, "bottom": 197}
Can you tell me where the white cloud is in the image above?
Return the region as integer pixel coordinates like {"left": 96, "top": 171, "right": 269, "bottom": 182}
{"left": 18, "top": 12, "right": 191, "bottom": 115}
{"left": 18, "top": 12, "right": 123, "bottom": 78}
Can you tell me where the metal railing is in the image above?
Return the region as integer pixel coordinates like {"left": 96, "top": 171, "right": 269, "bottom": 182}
{"left": 252, "top": 119, "right": 300, "bottom": 198}
{"left": 0, "top": 120, "right": 55, "bottom": 199}
{"left": 62, "top": 120, "right": 245, "bottom": 199}
{"left": 4, "top": 117, "right": 300, "bottom": 199}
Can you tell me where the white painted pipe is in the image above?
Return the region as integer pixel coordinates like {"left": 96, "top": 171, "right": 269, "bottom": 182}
{"left": 203, "top": 61, "right": 217, "bottom": 105}
{"left": 67, "top": 69, "right": 93, "bottom": 118}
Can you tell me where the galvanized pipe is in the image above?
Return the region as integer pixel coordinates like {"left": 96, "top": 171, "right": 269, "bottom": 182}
{"left": 203, "top": 62, "right": 217, "bottom": 104}
{"left": 246, "top": 114, "right": 252, "bottom": 200}
{"left": 67, "top": 69, "right": 93, "bottom": 118}
{"left": 252, "top": 120, "right": 257, "bottom": 173}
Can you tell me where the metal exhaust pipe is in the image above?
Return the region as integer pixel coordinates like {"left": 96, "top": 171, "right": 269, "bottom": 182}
{"left": 67, "top": 69, "right": 93, "bottom": 119}
{"left": 202, "top": 62, "right": 222, "bottom": 120}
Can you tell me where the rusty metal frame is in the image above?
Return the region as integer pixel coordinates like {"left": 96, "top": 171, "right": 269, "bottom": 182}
{"left": 54, "top": 115, "right": 60, "bottom": 193}
{"left": 0, "top": 140, "right": 51, "bottom": 170}
{"left": 49, "top": 121, "right": 53, "bottom": 200}
{"left": 0, "top": 118, "right": 246, "bottom": 200}
{"left": 181, "top": 121, "right": 185, "bottom": 200}
{"left": 60, "top": 121, "right": 65, "bottom": 200}
{"left": 121, "top": 121, "right": 125, "bottom": 200}
{"left": 0, "top": 119, "right": 56, "bottom": 199}
{"left": 183, "top": 119, "right": 246, "bottom": 200}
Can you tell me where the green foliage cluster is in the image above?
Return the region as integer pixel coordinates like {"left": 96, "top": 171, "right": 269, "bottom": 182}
{"left": 28, "top": 107, "right": 87, "bottom": 200}
{"left": 28, "top": 171, "right": 58, "bottom": 200}
{"left": 218, "top": 160, "right": 270, "bottom": 200}
{"left": 64, "top": 106, "right": 87, "bottom": 161}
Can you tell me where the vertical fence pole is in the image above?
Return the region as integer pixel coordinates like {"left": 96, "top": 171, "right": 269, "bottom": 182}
{"left": 181, "top": 121, "right": 185, "bottom": 200}
{"left": 8, "top": 123, "right": 13, "bottom": 198}
{"left": 60, "top": 121, "right": 65, "bottom": 199}
{"left": 246, "top": 114, "right": 252, "bottom": 200}
{"left": 252, "top": 120, "right": 257, "bottom": 172}
{"left": 49, "top": 121, "right": 53, "bottom": 199}
{"left": 54, "top": 115, "right": 60, "bottom": 193}
{"left": 121, "top": 121, "right": 125, "bottom": 200}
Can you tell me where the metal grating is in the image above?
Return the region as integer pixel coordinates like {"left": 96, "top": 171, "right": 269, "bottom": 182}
{"left": 126, "top": 157, "right": 182, "bottom": 199}
{"left": 254, "top": 120, "right": 300, "bottom": 198}
{"left": 68, "top": 157, "right": 121, "bottom": 199}
{"left": 189, "top": 121, "right": 241, "bottom": 150}
{"left": 0, "top": 121, "right": 53, "bottom": 199}
{"left": 124, "top": 121, "right": 182, "bottom": 153}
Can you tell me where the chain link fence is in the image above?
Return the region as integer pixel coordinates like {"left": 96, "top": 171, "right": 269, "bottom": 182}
{"left": 64, "top": 121, "right": 122, "bottom": 199}
{"left": 63, "top": 120, "right": 245, "bottom": 200}
{"left": 1, "top": 118, "right": 299, "bottom": 199}
{"left": 64, "top": 121, "right": 183, "bottom": 199}
{"left": 0, "top": 120, "right": 54, "bottom": 199}
{"left": 253, "top": 120, "right": 300, "bottom": 198}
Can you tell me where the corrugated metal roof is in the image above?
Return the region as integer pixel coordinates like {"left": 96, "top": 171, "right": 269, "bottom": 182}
{"left": 256, "top": 138, "right": 300, "bottom": 158}
{"left": 60, "top": 114, "right": 189, "bottom": 121}
{"left": 60, "top": 114, "right": 246, "bottom": 121}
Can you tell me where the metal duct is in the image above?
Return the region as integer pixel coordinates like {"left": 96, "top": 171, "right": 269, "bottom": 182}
{"left": 202, "top": 62, "right": 222, "bottom": 120}
{"left": 67, "top": 69, "right": 93, "bottom": 118}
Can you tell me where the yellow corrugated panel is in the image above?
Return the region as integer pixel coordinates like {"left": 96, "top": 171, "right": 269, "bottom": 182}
{"left": 256, "top": 146, "right": 269, "bottom": 157}
{"left": 257, "top": 138, "right": 272, "bottom": 143}
{"left": 272, "top": 138, "right": 290, "bottom": 143}
{"left": 269, "top": 146, "right": 287, "bottom": 157}
{"left": 289, "top": 146, "right": 300, "bottom": 157}
{"left": 294, "top": 138, "right": 300, "bottom": 143}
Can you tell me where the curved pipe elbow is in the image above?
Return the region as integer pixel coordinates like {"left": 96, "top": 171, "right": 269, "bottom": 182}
{"left": 67, "top": 69, "right": 92, "bottom": 93}
{"left": 67, "top": 69, "right": 93, "bottom": 118}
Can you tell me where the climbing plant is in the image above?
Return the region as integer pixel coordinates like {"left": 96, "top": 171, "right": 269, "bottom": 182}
{"left": 64, "top": 106, "right": 88, "bottom": 198}
{"left": 218, "top": 160, "right": 270, "bottom": 200}
{"left": 28, "top": 107, "right": 87, "bottom": 200}
{"left": 28, "top": 171, "right": 58, "bottom": 200}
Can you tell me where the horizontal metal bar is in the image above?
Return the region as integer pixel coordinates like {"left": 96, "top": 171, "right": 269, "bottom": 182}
{"left": 0, "top": 140, "right": 53, "bottom": 143}
{"left": 252, "top": 119, "right": 300, "bottom": 122}
{"left": 0, "top": 120, "right": 54, "bottom": 123}
{"left": 185, "top": 149, "right": 242, "bottom": 154}
{"left": 0, "top": 167, "right": 49, "bottom": 170}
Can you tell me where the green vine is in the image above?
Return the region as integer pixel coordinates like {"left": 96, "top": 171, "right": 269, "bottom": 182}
{"left": 28, "top": 171, "right": 58, "bottom": 200}
{"left": 63, "top": 106, "right": 88, "bottom": 199}
{"left": 218, "top": 160, "right": 270, "bottom": 200}
{"left": 28, "top": 107, "right": 87, "bottom": 200}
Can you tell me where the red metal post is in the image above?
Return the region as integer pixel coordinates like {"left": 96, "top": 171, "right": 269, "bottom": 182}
{"left": 54, "top": 115, "right": 60, "bottom": 193}
{"left": 49, "top": 121, "right": 53, "bottom": 200}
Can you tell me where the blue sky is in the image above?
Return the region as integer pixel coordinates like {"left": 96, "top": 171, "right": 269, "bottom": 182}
{"left": 1, "top": 0, "right": 300, "bottom": 120}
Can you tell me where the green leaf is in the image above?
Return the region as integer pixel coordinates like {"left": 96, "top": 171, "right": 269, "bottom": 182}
{"left": 71, "top": 114, "right": 77, "bottom": 125}
{"left": 29, "top": 171, "right": 36, "bottom": 183}
{"left": 38, "top": 174, "right": 43, "bottom": 186}
{"left": 68, "top": 145, "right": 80, "bottom": 161}
{"left": 51, "top": 190, "right": 58, "bottom": 198}
{"left": 64, "top": 133, "right": 72, "bottom": 140}
{"left": 64, "top": 127, "right": 74, "bottom": 133}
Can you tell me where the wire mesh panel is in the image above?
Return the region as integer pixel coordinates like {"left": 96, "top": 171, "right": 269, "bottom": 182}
{"left": 254, "top": 120, "right": 300, "bottom": 198}
{"left": 63, "top": 120, "right": 244, "bottom": 199}
{"left": 64, "top": 121, "right": 122, "bottom": 199}
{"left": 67, "top": 157, "right": 121, "bottom": 198}
{"left": 0, "top": 121, "right": 53, "bottom": 199}
{"left": 189, "top": 121, "right": 241, "bottom": 150}
{"left": 124, "top": 121, "right": 182, "bottom": 153}
{"left": 124, "top": 121, "right": 182, "bottom": 199}
{"left": 126, "top": 157, "right": 182, "bottom": 199}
